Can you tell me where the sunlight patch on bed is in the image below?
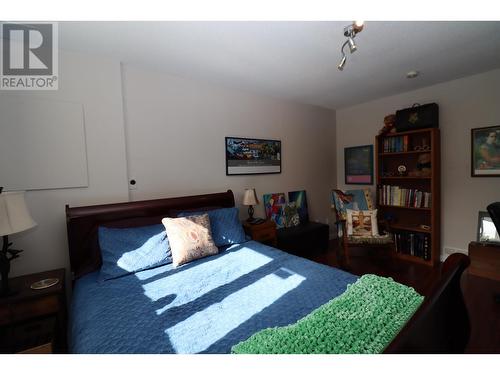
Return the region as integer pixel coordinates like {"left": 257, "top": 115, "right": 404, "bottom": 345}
{"left": 133, "top": 263, "right": 173, "bottom": 281}
{"left": 142, "top": 246, "right": 273, "bottom": 306}
{"left": 165, "top": 269, "right": 305, "bottom": 353}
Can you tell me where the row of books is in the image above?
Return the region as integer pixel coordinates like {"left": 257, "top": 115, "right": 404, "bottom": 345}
{"left": 382, "top": 135, "right": 409, "bottom": 153}
{"left": 393, "top": 232, "right": 431, "bottom": 260}
{"left": 378, "top": 185, "right": 432, "bottom": 208}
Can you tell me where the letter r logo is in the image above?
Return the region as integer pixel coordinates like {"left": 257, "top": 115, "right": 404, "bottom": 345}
{"left": 2, "top": 23, "right": 53, "bottom": 76}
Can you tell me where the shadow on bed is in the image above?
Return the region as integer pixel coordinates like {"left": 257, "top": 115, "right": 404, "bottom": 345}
{"left": 137, "top": 242, "right": 355, "bottom": 354}
{"left": 71, "top": 240, "right": 355, "bottom": 353}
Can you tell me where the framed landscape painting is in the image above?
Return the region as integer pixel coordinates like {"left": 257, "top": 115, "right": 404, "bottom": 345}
{"left": 471, "top": 125, "right": 500, "bottom": 177}
{"left": 226, "top": 137, "right": 281, "bottom": 175}
{"left": 344, "top": 145, "right": 374, "bottom": 185}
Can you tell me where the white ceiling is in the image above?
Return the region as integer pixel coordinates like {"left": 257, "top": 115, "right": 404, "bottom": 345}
{"left": 59, "top": 21, "right": 500, "bottom": 109}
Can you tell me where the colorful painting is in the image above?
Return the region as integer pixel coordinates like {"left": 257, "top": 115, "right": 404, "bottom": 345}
{"left": 344, "top": 145, "right": 374, "bottom": 185}
{"left": 263, "top": 193, "right": 286, "bottom": 228}
{"left": 226, "top": 137, "right": 281, "bottom": 175}
{"left": 471, "top": 125, "right": 500, "bottom": 177}
{"left": 283, "top": 203, "right": 300, "bottom": 228}
{"left": 331, "top": 188, "right": 374, "bottom": 221}
{"left": 288, "top": 190, "right": 309, "bottom": 223}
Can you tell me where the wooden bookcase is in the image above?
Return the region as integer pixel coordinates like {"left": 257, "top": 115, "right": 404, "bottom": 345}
{"left": 375, "top": 128, "right": 440, "bottom": 266}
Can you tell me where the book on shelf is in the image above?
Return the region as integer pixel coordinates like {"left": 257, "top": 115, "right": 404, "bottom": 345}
{"left": 393, "top": 231, "right": 431, "bottom": 261}
{"left": 378, "top": 185, "right": 431, "bottom": 208}
{"left": 382, "top": 135, "right": 409, "bottom": 153}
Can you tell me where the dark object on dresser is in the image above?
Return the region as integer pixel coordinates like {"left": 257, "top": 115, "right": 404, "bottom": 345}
{"left": 276, "top": 221, "right": 329, "bottom": 256}
{"left": 66, "top": 190, "right": 471, "bottom": 353}
{"left": 0, "top": 268, "right": 67, "bottom": 353}
{"left": 395, "top": 103, "right": 439, "bottom": 132}
{"left": 487, "top": 202, "right": 500, "bottom": 236}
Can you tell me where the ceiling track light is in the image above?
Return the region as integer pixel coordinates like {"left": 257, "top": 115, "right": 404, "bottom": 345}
{"left": 338, "top": 52, "right": 347, "bottom": 71}
{"left": 337, "top": 21, "right": 364, "bottom": 71}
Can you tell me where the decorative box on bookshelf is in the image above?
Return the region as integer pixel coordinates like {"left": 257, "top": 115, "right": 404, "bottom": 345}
{"left": 376, "top": 128, "right": 440, "bottom": 266}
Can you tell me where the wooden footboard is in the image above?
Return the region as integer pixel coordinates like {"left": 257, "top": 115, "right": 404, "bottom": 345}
{"left": 384, "top": 253, "right": 470, "bottom": 353}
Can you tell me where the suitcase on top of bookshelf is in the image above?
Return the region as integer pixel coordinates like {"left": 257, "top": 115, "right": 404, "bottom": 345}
{"left": 395, "top": 103, "right": 439, "bottom": 132}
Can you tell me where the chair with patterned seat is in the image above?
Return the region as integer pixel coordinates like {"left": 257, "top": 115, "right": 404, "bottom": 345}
{"left": 331, "top": 188, "right": 393, "bottom": 268}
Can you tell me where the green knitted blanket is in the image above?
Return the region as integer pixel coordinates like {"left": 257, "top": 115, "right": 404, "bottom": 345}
{"left": 232, "top": 274, "right": 423, "bottom": 354}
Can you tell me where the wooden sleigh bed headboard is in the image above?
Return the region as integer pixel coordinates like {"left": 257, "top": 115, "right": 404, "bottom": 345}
{"left": 66, "top": 189, "right": 235, "bottom": 280}
{"left": 65, "top": 189, "right": 470, "bottom": 353}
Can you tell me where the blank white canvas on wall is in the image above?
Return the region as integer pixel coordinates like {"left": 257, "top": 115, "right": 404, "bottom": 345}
{"left": 0, "top": 95, "right": 88, "bottom": 191}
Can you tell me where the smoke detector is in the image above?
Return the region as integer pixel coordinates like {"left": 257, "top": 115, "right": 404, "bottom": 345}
{"left": 406, "top": 70, "right": 420, "bottom": 79}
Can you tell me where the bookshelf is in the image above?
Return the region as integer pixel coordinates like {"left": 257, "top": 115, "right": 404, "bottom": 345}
{"left": 376, "top": 128, "right": 440, "bottom": 266}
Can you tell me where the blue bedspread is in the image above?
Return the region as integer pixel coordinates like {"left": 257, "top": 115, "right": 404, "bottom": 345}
{"left": 70, "top": 241, "right": 357, "bottom": 353}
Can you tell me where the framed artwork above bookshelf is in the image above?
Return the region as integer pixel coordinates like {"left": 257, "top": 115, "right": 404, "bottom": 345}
{"left": 376, "top": 128, "right": 440, "bottom": 266}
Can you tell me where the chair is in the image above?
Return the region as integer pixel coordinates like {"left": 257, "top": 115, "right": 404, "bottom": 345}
{"left": 331, "top": 188, "right": 393, "bottom": 268}
{"left": 487, "top": 202, "right": 500, "bottom": 235}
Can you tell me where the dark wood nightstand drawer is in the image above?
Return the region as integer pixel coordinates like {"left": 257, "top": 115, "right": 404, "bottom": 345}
{"left": 0, "top": 307, "right": 10, "bottom": 325}
{"left": 253, "top": 228, "right": 276, "bottom": 242}
{"left": 1, "top": 316, "right": 56, "bottom": 353}
{"left": 10, "top": 295, "right": 60, "bottom": 323}
{"left": 0, "top": 268, "right": 67, "bottom": 353}
{"left": 243, "top": 220, "right": 277, "bottom": 246}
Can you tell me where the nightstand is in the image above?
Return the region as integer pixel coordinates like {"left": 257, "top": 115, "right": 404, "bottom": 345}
{"left": 0, "top": 268, "right": 67, "bottom": 353}
{"left": 243, "top": 220, "right": 277, "bottom": 247}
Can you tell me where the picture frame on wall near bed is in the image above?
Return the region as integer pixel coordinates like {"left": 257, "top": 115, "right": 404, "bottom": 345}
{"left": 225, "top": 136, "right": 281, "bottom": 175}
{"left": 471, "top": 125, "right": 500, "bottom": 177}
{"left": 344, "top": 144, "right": 374, "bottom": 185}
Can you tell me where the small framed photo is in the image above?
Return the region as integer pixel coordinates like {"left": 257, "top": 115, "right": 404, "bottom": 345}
{"left": 225, "top": 137, "right": 281, "bottom": 175}
{"left": 477, "top": 211, "right": 500, "bottom": 243}
{"left": 344, "top": 145, "right": 374, "bottom": 185}
{"left": 471, "top": 125, "right": 500, "bottom": 177}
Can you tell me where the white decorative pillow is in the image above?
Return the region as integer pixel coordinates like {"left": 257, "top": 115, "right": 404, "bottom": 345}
{"left": 346, "top": 209, "right": 379, "bottom": 237}
{"left": 161, "top": 213, "right": 218, "bottom": 267}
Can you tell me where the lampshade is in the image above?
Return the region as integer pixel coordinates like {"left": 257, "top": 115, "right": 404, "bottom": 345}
{"left": 242, "top": 188, "right": 259, "bottom": 206}
{"left": 0, "top": 191, "right": 37, "bottom": 236}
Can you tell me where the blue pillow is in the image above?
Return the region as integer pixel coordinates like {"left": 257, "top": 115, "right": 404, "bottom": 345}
{"left": 98, "top": 224, "right": 171, "bottom": 282}
{"left": 177, "top": 207, "right": 246, "bottom": 247}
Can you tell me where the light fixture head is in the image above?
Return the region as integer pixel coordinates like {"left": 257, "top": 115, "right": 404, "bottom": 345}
{"left": 348, "top": 37, "right": 357, "bottom": 53}
{"left": 337, "top": 54, "right": 347, "bottom": 71}
{"left": 353, "top": 20, "right": 365, "bottom": 33}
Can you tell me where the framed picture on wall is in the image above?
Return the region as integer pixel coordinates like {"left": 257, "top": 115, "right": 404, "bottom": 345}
{"left": 225, "top": 137, "right": 281, "bottom": 175}
{"left": 471, "top": 125, "right": 500, "bottom": 177}
{"left": 344, "top": 144, "right": 374, "bottom": 185}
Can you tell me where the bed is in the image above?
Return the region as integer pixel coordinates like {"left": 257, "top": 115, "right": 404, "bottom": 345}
{"left": 66, "top": 190, "right": 471, "bottom": 354}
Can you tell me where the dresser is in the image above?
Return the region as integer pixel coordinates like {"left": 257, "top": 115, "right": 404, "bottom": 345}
{"left": 468, "top": 242, "right": 500, "bottom": 281}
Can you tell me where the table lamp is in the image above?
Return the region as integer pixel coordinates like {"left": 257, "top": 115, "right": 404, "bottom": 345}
{"left": 243, "top": 188, "right": 259, "bottom": 222}
{"left": 0, "top": 188, "right": 37, "bottom": 298}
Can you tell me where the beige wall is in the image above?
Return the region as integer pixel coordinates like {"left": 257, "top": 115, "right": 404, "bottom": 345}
{"left": 122, "top": 64, "right": 337, "bottom": 231}
{"left": 3, "top": 50, "right": 130, "bottom": 279}
{"left": 336, "top": 68, "right": 500, "bottom": 257}
{"left": 2, "top": 54, "right": 337, "bottom": 282}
